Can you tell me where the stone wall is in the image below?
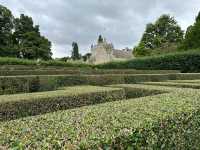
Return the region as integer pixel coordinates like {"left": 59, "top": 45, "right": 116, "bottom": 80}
{"left": 113, "top": 49, "right": 133, "bottom": 59}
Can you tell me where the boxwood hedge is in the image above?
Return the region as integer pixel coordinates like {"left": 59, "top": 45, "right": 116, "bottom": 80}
{"left": 1, "top": 86, "right": 200, "bottom": 149}
{"left": 0, "top": 69, "right": 179, "bottom": 76}
{"left": 96, "top": 50, "right": 200, "bottom": 73}
{"left": 0, "top": 57, "right": 91, "bottom": 68}
{"left": 109, "top": 84, "right": 176, "bottom": 98}
{"left": 143, "top": 82, "right": 200, "bottom": 89}
{"left": 0, "top": 73, "right": 200, "bottom": 95}
{"left": 0, "top": 86, "right": 125, "bottom": 121}
{"left": 167, "top": 79, "right": 200, "bottom": 84}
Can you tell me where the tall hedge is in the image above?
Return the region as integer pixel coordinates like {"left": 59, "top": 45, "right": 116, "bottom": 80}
{"left": 96, "top": 50, "right": 200, "bottom": 72}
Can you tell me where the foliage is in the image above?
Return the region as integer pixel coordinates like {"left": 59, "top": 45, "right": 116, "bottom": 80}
{"left": 0, "top": 57, "right": 91, "bottom": 68}
{"left": 134, "top": 14, "right": 184, "bottom": 57}
{"left": 13, "top": 14, "right": 52, "bottom": 60}
{"left": 0, "top": 5, "right": 52, "bottom": 60}
{"left": 1, "top": 84, "right": 200, "bottom": 149}
{"left": 0, "top": 68, "right": 179, "bottom": 76}
{"left": 97, "top": 50, "right": 200, "bottom": 72}
{"left": 0, "top": 73, "right": 200, "bottom": 95}
{"left": 0, "top": 86, "right": 125, "bottom": 121}
{"left": 0, "top": 5, "right": 17, "bottom": 57}
{"left": 144, "top": 81, "right": 200, "bottom": 89}
{"left": 180, "top": 12, "right": 200, "bottom": 50}
{"left": 58, "top": 56, "right": 71, "bottom": 62}
{"left": 71, "top": 42, "right": 80, "bottom": 60}
{"left": 82, "top": 53, "right": 91, "bottom": 62}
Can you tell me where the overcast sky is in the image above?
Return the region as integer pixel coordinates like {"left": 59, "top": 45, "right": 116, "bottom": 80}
{"left": 1, "top": 0, "right": 200, "bottom": 58}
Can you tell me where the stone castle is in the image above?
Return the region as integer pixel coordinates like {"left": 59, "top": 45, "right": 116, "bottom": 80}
{"left": 89, "top": 38, "right": 133, "bottom": 64}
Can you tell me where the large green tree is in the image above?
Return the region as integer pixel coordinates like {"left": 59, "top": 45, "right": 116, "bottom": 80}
{"left": 0, "top": 5, "right": 17, "bottom": 57}
{"left": 134, "top": 14, "right": 184, "bottom": 56}
{"left": 19, "top": 32, "right": 52, "bottom": 60}
{"left": 181, "top": 12, "right": 200, "bottom": 50}
{"left": 71, "top": 42, "right": 80, "bottom": 60}
{"left": 13, "top": 14, "right": 52, "bottom": 60}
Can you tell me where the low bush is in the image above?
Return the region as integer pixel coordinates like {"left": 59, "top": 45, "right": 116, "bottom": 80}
{"left": 0, "top": 70, "right": 80, "bottom": 76}
{"left": 96, "top": 50, "right": 200, "bottom": 73}
{"left": 143, "top": 82, "right": 200, "bottom": 89}
{"left": 0, "top": 69, "right": 179, "bottom": 76}
{"left": 83, "top": 69, "right": 180, "bottom": 74}
{"left": 0, "top": 86, "right": 125, "bottom": 121}
{"left": 109, "top": 84, "right": 173, "bottom": 98}
{"left": 0, "top": 75, "right": 89, "bottom": 95}
{"left": 1, "top": 86, "right": 200, "bottom": 149}
{"left": 167, "top": 79, "right": 200, "bottom": 84}
{"left": 124, "top": 74, "right": 171, "bottom": 83}
{"left": 0, "top": 57, "right": 91, "bottom": 68}
{"left": 0, "top": 73, "right": 200, "bottom": 95}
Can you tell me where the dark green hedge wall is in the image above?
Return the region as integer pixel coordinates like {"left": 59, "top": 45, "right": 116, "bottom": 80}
{"left": 96, "top": 50, "right": 200, "bottom": 73}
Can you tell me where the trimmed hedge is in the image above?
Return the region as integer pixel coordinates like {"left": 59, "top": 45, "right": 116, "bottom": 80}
{"left": 0, "top": 69, "right": 179, "bottom": 76}
{"left": 0, "top": 57, "right": 91, "bottom": 68}
{"left": 1, "top": 86, "right": 200, "bottom": 149}
{"left": 0, "top": 75, "right": 89, "bottom": 95}
{"left": 167, "top": 79, "right": 200, "bottom": 84}
{"left": 0, "top": 73, "right": 200, "bottom": 95}
{"left": 0, "top": 86, "right": 125, "bottom": 121}
{"left": 109, "top": 84, "right": 175, "bottom": 98}
{"left": 0, "top": 65, "right": 65, "bottom": 70}
{"left": 96, "top": 50, "right": 200, "bottom": 73}
{"left": 143, "top": 82, "right": 200, "bottom": 89}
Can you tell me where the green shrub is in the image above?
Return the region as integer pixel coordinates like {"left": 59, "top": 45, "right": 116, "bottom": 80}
{"left": 0, "top": 75, "right": 88, "bottom": 95}
{"left": 0, "top": 69, "right": 179, "bottom": 76}
{"left": 0, "top": 86, "right": 125, "bottom": 121}
{"left": 124, "top": 74, "right": 171, "bottom": 83}
{"left": 143, "top": 82, "right": 200, "bottom": 89}
{"left": 96, "top": 50, "right": 200, "bottom": 73}
{"left": 1, "top": 86, "right": 200, "bottom": 149}
{"left": 0, "top": 73, "right": 199, "bottom": 95}
{"left": 109, "top": 84, "right": 173, "bottom": 98}
{"left": 167, "top": 79, "right": 200, "bottom": 84}
{"left": 0, "top": 57, "right": 91, "bottom": 68}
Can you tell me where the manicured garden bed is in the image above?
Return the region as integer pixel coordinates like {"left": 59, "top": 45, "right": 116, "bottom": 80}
{"left": 0, "top": 86, "right": 125, "bottom": 121}
{"left": 0, "top": 85, "right": 200, "bottom": 149}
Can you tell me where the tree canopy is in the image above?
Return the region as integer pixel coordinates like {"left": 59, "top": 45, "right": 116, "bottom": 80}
{"left": 13, "top": 14, "right": 52, "bottom": 60}
{"left": 0, "top": 5, "right": 52, "bottom": 60}
{"left": 0, "top": 5, "right": 17, "bottom": 57}
{"left": 71, "top": 42, "right": 80, "bottom": 60}
{"left": 134, "top": 14, "right": 184, "bottom": 56}
{"left": 181, "top": 12, "right": 200, "bottom": 50}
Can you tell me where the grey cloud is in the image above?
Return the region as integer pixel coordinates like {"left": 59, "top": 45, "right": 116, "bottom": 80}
{"left": 0, "top": 0, "right": 199, "bottom": 58}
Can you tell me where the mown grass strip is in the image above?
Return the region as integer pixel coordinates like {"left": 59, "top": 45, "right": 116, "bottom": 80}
{"left": 0, "top": 86, "right": 125, "bottom": 121}
{"left": 0, "top": 87, "right": 200, "bottom": 149}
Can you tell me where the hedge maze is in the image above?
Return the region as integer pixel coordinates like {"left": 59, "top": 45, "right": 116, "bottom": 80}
{"left": 1, "top": 66, "right": 200, "bottom": 149}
